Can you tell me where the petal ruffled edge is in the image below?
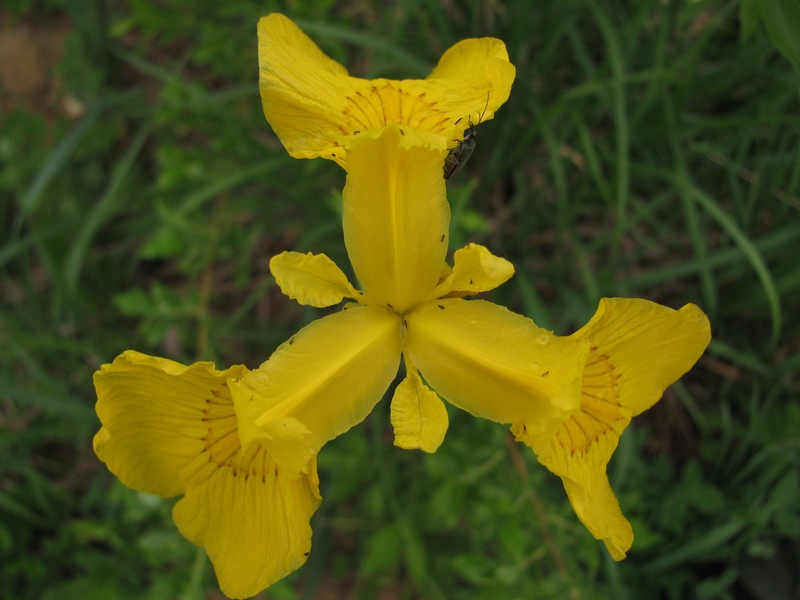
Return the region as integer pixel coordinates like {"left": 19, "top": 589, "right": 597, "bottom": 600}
{"left": 173, "top": 454, "right": 321, "bottom": 599}
{"left": 93, "top": 350, "right": 247, "bottom": 498}
{"left": 270, "top": 251, "right": 361, "bottom": 308}
{"left": 537, "top": 297, "right": 710, "bottom": 560}
{"left": 430, "top": 242, "right": 514, "bottom": 299}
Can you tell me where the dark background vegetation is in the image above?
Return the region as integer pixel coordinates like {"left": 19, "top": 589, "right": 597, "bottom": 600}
{"left": 2, "top": 0, "right": 799, "bottom": 598}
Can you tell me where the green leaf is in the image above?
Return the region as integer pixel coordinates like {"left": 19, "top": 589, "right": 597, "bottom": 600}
{"left": 758, "top": 0, "right": 800, "bottom": 73}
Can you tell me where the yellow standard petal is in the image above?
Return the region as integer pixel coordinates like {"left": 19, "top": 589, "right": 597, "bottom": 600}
{"left": 538, "top": 298, "right": 711, "bottom": 561}
{"left": 270, "top": 251, "right": 361, "bottom": 307}
{"left": 230, "top": 305, "right": 403, "bottom": 478}
{"left": 93, "top": 351, "right": 247, "bottom": 497}
{"left": 343, "top": 125, "right": 450, "bottom": 313}
{"left": 406, "top": 299, "right": 588, "bottom": 454}
{"left": 430, "top": 242, "right": 515, "bottom": 299}
{"left": 257, "top": 14, "right": 515, "bottom": 166}
{"left": 390, "top": 354, "right": 449, "bottom": 453}
{"left": 94, "top": 351, "right": 321, "bottom": 598}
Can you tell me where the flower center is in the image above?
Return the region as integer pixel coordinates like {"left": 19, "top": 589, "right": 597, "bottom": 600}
{"left": 341, "top": 80, "right": 453, "bottom": 135}
{"left": 197, "top": 386, "right": 276, "bottom": 480}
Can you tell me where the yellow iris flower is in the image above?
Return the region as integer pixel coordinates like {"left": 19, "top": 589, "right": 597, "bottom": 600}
{"left": 94, "top": 124, "right": 709, "bottom": 598}
{"left": 257, "top": 13, "right": 516, "bottom": 168}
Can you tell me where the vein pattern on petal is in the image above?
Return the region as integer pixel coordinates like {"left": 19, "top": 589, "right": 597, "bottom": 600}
{"left": 406, "top": 299, "right": 587, "bottom": 453}
{"left": 343, "top": 125, "right": 450, "bottom": 313}
{"left": 231, "top": 305, "right": 402, "bottom": 477}
{"left": 258, "top": 14, "right": 515, "bottom": 164}
{"left": 538, "top": 298, "right": 711, "bottom": 560}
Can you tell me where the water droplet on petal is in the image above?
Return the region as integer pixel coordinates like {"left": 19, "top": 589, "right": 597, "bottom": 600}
{"left": 528, "top": 361, "right": 539, "bottom": 370}
{"left": 308, "top": 448, "right": 315, "bottom": 455}
{"left": 537, "top": 334, "right": 549, "bottom": 345}
{"left": 470, "top": 319, "right": 478, "bottom": 325}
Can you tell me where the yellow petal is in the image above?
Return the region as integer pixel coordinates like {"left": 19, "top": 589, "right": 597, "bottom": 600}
{"left": 390, "top": 355, "right": 449, "bottom": 453}
{"left": 430, "top": 242, "right": 515, "bottom": 299}
{"left": 257, "top": 14, "right": 515, "bottom": 165}
{"left": 538, "top": 298, "right": 711, "bottom": 560}
{"left": 405, "top": 299, "right": 588, "bottom": 454}
{"left": 427, "top": 37, "right": 516, "bottom": 139}
{"left": 270, "top": 251, "right": 361, "bottom": 307}
{"left": 230, "top": 305, "right": 402, "bottom": 477}
{"left": 343, "top": 125, "right": 450, "bottom": 313}
{"left": 572, "top": 298, "right": 711, "bottom": 415}
{"left": 173, "top": 455, "right": 321, "bottom": 599}
{"left": 93, "top": 350, "right": 247, "bottom": 497}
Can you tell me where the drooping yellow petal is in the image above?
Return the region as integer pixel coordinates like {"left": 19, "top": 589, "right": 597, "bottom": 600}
{"left": 270, "top": 251, "right": 361, "bottom": 308}
{"left": 231, "top": 305, "right": 402, "bottom": 477}
{"left": 390, "top": 354, "right": 449, "bottom": 453}
{"left": 406, "top": 299, "right": 588, "bottom": 454}
{"left": 94, "top": 351, "right": 322, "bottom": 598}
{"left": 430, "top": 242, "right": 515, "bottom": 299}
{"left": 538, "top": 298, "right": 711, "bottom": 560}
{"left": 343, "top": 125, "right": 450, "bottom": 313}
{"left": 572, "top": 298, "right": 712, "bottom": 415}
{"left": 257, "top": 14, "right": 515, "bottom": 165}
{"left": 92, "top": 351, "right": 248, "bottom": 497}
{"left": 174, "top": 453, "right": 321, "bottom": 599}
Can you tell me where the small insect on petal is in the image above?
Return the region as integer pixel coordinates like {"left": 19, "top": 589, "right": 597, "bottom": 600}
{"left": 443, "top": 92, "right": 490, "bottom": 180}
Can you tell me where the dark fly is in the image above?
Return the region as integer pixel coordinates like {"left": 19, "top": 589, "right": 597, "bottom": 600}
{"left": 443, "top": 93, "right": 490, "bottom": 180}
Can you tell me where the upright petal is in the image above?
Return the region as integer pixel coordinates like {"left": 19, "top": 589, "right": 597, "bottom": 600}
{"left": 343, "top": 125, "right": 450, "bottom": 313}
{"left": 270, "top": 251, "right": 361, "bottom": 308}
{"left": 231, "top": 305, "right": 403, "bottom": 477}
{"left": 430, "top": 242, "right": 515, "bottom": 299}
{"left": 390, "top": 354, "right": 449, "bottom": 453}
{"left": 405, "top": 299, "right": 588, "bottom": 454}
{"left": 538, "top": 298, "right": 711, "bottom": 560}
{"left": 93, "top": 351, "right": 247, "bottom": 497}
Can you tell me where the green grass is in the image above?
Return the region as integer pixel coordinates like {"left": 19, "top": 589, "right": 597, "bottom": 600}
{"left": 2, "top": 0, "right": 799, "bottom": 599}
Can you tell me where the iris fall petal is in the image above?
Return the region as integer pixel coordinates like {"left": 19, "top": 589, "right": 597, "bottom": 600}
{"left": 406, "top": 299, "right": 588, "bottom": 454}
{"left": 257, "top": 14, "right": 515, "bottom": 166}
{"left": 538, "top": 298, "right": 711, "bottom": 560}
{"left": 231, "top": 305, "right": 403, "bottom": 478}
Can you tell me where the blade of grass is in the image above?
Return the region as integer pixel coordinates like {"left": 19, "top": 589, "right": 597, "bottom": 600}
{"left": 587, "top": 4, "right": 630, "bottom": 262}
{"left": 64, "top": 122, "right": 152, "bottom": 296}
{"left": 666, "top": 99, "right": 718, "bottom": 316}
{"left": 689, "top": 183, "right": 782, "bottom": 348}
{"left": 13, "top": 104, "right": 102, "bottom": 235}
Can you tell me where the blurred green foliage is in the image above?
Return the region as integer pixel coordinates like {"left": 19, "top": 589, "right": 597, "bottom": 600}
{"left": 2, "top": 0, "right": 799, "bottom": 599}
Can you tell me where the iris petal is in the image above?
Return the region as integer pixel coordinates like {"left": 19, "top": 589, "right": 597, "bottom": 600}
{"left": 257, "top": 14, "right": 515, "bottom": 165}
{"left": 93, "top": 351, "right": 321, "bottom": 598}
{"left": 390, "top": 355, "right": 449, "bottom": 453}
{"left": 538, "top": 298, "right": 711, "bottom": 560}
{"left": 174, "top": 456, "right": 320, "bottom": 599}
{"left": 231, "top": 305, "right": 403, "bottom": 478}
{"left": 430, "top": 242, "right": 515, "bottom": 299}
{"left": 93, "top": 351, "right": 247, "bottom": 497}
{"left": 343, "top": 125, "right": 450, "bottom": 313}
{"left": 270, "top": 251, "right": 361, "bottom": 307}
{"left": 406, "top": 299, "right": 588, "bottom": 454}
